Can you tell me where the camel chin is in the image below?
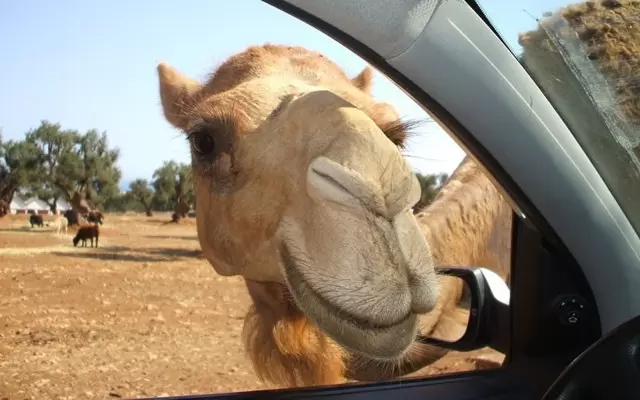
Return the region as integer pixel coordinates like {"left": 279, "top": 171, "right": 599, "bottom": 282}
{"left": 279, "top": 241, "right": 420, "bottom": 361}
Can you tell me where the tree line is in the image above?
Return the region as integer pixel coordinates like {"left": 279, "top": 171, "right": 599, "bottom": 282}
{"left": 0, "top": 120, "right": 446, "bottom": 219}
{"left": 0, "top": 120, "right": 194, "bottom": 220}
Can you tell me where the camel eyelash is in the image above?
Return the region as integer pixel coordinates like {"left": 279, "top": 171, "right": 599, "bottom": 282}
{"left": 379, "top": 118, "right": 425, "bottom": 149}
{"left": 184, "top": 114, "right": 240, "bottom": 137}
{"left": 184, "top": 129, "right": 204, "bottom": 143}
{"left": 184, "top": 118, "right": 208, "bottom": 140}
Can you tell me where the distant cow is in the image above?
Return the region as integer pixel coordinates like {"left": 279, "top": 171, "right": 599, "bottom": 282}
{"left": 72, "top": 224, "right": 99, "bottom": 248}
{"left": 87, "top": 211, "right": 104, "bottom": 225}
{"left": 29, "top": 214, "right": 44, "bottom": 228}
{"left": 52, "top": 216, "right": 68, "bottom": 235}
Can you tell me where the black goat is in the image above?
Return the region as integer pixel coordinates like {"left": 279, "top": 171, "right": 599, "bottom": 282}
{"left": 29, "top": 214, "right": 44, "bottom": 228}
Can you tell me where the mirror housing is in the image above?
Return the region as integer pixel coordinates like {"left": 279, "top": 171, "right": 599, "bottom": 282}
{"left": 418, "top": 267, "right": 510, "bottom": 354}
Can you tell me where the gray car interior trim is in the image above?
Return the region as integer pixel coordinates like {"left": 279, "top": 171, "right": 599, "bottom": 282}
{"left": 285, "top": 0, "right": 441, "bottom": 59}
{"left": 281, "top": 0, "right": 640, "bottom": 333}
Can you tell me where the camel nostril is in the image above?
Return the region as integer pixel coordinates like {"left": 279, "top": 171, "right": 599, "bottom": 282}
{"left": 309, "top": 168, "right": 358, "bottom": 205}
{"left": 307, "top": 157, "right": 388, "bottom": 216}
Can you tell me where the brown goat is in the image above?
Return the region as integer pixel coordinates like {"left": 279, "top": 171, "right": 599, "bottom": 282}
{"left": 72, "top": 224, "right": 99, "bottom": 248}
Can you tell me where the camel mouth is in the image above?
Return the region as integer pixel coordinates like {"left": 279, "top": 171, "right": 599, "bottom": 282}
{"left": 279, "top": 242, "right": 418, "bottom": 360}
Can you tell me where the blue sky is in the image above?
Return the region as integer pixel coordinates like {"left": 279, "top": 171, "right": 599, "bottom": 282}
{"left": 1, "top": 0, "right": 565, "bottom": 190}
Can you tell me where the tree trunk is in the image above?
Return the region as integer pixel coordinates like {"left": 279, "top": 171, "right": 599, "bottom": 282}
{"left": 173, "top": 199, "right": 190, "bottom": 221}
{"left": 63, "top": 209, "right": 80, "bottom": 226}
{"left": 67, "top": 191, "right": 91, "bottom": 225}
{"left": 141, "top": 200, "right": 153, "bottom": 217}
{"left": 71, "top": 191, "right": 91, "bottom": 214}
{"left": 172, "top": 178, "right": 190, "bottom": 222}
{"left": 0, "top": 181, "right": 19, "bottom": 219}
{"left": 48, "top": 197, "right": 58, "bottom": 214}
{"left": 0, "top": 200, "right": 9, "bottom": 218}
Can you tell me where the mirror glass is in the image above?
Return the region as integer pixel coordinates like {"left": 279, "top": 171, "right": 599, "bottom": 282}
{"left": 427, "top": 275, "right": 472, "bottom": 343}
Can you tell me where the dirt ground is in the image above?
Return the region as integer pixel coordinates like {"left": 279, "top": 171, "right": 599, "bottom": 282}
{"left": 0, "top": 213, "right": 504, "bottom": 400}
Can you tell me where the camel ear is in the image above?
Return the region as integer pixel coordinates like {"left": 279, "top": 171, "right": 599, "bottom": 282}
{"left": 352, "top": 66, "right": 374, "bottom": 94}
{"left": 157, "top": 62, "right": 202, "bottom": 130}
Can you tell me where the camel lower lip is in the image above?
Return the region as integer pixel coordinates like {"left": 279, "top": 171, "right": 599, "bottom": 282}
{"left": 280, "top": 243, "right": 418, "bottom": 359}
{"left": 295, "top": 270, "right": 413, "bottom": 331}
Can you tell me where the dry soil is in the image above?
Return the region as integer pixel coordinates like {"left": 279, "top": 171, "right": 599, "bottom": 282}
{"left": 0, "top": 213, "right": 503, "bottom": 400}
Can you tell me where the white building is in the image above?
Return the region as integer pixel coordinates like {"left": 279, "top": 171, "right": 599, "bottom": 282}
{"left": 9, "top": 195, "right": 27, "bottom": 215}
{"left": 54, "top": 198, "right": 72, "bottom": 214}
{"left": 22, "top": 197, "right": 51, "bottom": 215}
{"left": 10, "top": 195, "right": 73, "bottom": 215}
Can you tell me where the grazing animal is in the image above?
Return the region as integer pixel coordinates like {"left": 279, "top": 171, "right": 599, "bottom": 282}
{"left": 53, "top": 215, "right": 68, "bottom": 235}
{"left": 156, "top": 44, "right": 511, "bottom": 387}
{"left": 86, "top": 211, "right": 103, "bottom": 225}
{"left": 29, "top": 214, "right": 44, "bottom": 228}
{"left": 72, "top": 224, "right": 99, "bottom": 248}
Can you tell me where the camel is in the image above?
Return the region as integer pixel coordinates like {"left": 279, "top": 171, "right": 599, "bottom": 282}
{"left": 156, "top": 44, "right": 512, "bottom": 387}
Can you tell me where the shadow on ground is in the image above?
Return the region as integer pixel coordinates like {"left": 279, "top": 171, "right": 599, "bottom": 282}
{"left": 143, "top": 235, "right": 198, "bottom": 241}
{"left": 0, "top": 227, "right": 53, "bottom": 234}
{"left": 50, "top": 247, "right": 203, "bottom": 262}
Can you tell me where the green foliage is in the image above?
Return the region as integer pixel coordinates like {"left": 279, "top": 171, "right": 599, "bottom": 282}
{"left": 0, "top": 131, "right": 42, "bottom": 207}
{"left": 0, "top": 120, "right": 123, "bottom": 215}
{"left": 2, "top": 119, "right": 197, "bottom": 217}
{"left": 150, "top": 161, "right": 194, "bottom": 212}
{"left": 76, "top": 129, "right": 122, "bottom": 208}
{"left": 102, "top": 192, "right": 145, "bottom": 213}
{"left": 22, "top": 120, "right": 122, "bottom": 211}
{"left": 1, "top": 137, "right": 41, "bottom": 186}
{"left": 129, "top": 179, "right": 154, "bottom": 215}
{"left": 414, "top": 171, "right": 449, "bottom": 213}
{"left": 22, "top": 121, "right": 77, "bottom": 210}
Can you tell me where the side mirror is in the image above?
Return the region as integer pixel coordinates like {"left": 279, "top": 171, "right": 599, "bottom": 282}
{"left": 418, "top": 267, "right": 510, "bottom": 354}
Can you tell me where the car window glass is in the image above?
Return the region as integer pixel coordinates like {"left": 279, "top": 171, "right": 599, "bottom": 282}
{"left": 478, "top": 0, "right": 640, "bottom": 236}
{"left": 0, "top": 1, "right": 513, "bottom": 397}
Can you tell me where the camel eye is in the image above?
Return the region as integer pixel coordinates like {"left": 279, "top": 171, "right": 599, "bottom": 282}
{"left": 190, "top": 131, "right": 215, "bottom": 155}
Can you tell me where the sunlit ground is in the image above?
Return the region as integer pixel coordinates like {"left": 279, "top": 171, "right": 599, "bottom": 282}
{"left": 0, "top": 213, "right": 502, "bottom": 400}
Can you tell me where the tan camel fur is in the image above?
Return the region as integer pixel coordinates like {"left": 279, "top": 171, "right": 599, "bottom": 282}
{"left": 53, "top": 215, "right": 68, "bottom": 236}
{"left": 156, "top": 44, "right": 512, "bottom": 388}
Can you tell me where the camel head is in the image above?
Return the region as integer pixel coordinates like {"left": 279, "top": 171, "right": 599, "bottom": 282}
{"left": 156, "top": 45, "right": 439, "bottom": 361}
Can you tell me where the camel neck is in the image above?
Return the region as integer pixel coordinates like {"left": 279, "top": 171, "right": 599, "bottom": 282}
{"left": 416, "top": 157, "right": 511, "bottom": 270}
